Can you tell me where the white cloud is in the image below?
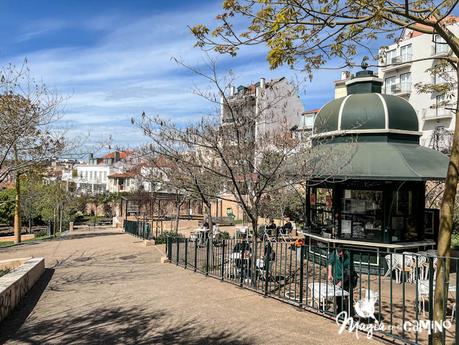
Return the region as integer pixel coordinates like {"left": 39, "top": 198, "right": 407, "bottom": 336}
{"left": 2, "top": 4, "right": 341, "bottom": 147}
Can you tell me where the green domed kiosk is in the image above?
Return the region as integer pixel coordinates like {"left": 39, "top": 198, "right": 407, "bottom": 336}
{"left": 304, "top": 69, "right": 449, "bottom": 254}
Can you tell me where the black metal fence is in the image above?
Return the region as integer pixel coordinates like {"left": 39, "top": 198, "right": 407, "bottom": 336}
{"left": 166, "top": 237, "right": 459, "bottom": 345}
{"left": 124, "top": 220, "right": 151, "bottom": 239}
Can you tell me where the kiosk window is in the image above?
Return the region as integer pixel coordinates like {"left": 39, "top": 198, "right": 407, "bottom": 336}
{"left": 310, "top": 188, "right": 334, "bottom": 228}
{"left": 341, "top": 189, "right": 383, "bottom": 241}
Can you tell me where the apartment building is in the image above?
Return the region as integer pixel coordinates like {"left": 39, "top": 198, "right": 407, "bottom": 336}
{"left": 377, "top": 19, "right": 459, "bottom": 148}
{"left": 221, "top": 77, "right": 304, "bottom": 140}
{"left": 62, "top": 150, "right": 135, "bottom": 194}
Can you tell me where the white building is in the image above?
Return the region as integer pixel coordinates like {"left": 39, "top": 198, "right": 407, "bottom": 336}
{"left": 378, "top": 19, "right": 459, "bottom": 148}
{"left": 221, "top": 77, "right": 304, "bottom": 140}
{"left": 62, "top": 150, "right": 135, "bottom": 194}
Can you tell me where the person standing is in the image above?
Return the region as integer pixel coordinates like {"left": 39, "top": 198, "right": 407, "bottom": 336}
{"left": 327, "top": 246, "right": 357, "bottom": 315}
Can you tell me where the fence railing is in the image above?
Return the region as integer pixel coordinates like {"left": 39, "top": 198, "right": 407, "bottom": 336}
{"left": 166, "top": 237, "right": 459, "bottom": 345}
{"left": 124, "top": 220, "right": 151, "bottom": 240}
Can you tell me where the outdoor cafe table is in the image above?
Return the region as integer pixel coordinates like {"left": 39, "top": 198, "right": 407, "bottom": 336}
{"left": 308, "top": 282, "right": 350, "bottom": 311}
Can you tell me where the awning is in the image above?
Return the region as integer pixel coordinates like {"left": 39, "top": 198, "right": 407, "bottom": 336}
{"left": 307, "top": 141, "right": 449, "bottom": 181}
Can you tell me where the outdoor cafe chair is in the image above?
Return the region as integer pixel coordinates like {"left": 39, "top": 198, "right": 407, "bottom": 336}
{"left": 417, "top": 279, "right": 456, "bottom": 318}
{"left": 384, "top": 253, "right": 416, "bottom": 284}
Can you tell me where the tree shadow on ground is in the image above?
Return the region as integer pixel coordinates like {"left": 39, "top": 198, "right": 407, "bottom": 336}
{"left": 1, "top": 305, "right": 255, "bottom": 345}
{"left": 0, "top": 268, "right": 54, "bottom": 343}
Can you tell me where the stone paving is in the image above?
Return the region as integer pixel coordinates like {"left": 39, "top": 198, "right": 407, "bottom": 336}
{"left": 0, "top": 228, "right": 380, "bottom": 344}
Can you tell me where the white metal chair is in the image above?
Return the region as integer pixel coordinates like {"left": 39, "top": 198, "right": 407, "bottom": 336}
{"left": 385, "top": 254, "right": 416, "bottom": 284}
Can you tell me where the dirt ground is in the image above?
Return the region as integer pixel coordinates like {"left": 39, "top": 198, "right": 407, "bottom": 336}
{"left": 0, "top": 228, "right": 381, "bottom": 345}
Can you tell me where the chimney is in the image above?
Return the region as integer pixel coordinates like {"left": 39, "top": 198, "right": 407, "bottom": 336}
{"left": 89, "top": 153, "right": 94, "bottom": 163}
{"left": 114, "top": 151, "right": 121, "bottom": 162}
{"left": 230, "top": 86, "right": 236, "bottom": 96}
{"left": 259, "top": 78, "right": 266, "bottom": 89}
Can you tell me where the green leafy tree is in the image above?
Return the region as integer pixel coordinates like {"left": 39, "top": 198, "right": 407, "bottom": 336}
{"left": 0, "top": 189, "right": 15, "bottom": 225}
{"left": 192, "top": 3, "right": 458, "bottom": 341}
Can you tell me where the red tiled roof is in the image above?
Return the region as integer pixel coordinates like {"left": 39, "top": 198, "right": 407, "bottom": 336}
{"left": 102, "top": 150, "right": 133, "bottom": 160}
{"left": 303, "top": 109, "right": 320, "bottom": 114}
{"left": 108, "top": 171, "right": 137, "bottom": 179}
{"left": 401, "top": 16, "right": 458, "bottom": 40}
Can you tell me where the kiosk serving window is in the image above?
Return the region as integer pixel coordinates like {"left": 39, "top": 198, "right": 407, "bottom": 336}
{"left": 391, "top": 190, "right": 417, "bottom": 241}
{"left": 340, "top": 189, "right": 383, "bottom": 241}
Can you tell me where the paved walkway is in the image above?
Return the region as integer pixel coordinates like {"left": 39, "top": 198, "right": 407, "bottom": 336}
{"left": 0, "top": 229, "right": 380, "bottom": 345}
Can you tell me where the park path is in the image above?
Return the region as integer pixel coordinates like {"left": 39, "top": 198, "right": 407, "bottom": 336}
{"left": 0, "top": 229, "right": 380, "bottom": 345}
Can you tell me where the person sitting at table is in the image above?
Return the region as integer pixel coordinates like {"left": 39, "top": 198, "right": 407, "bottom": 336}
{"left": 281, "top": 217, "right": 293, "bottom": 235}
{"left": 233, "top": 240, "right": 252, "bottom": 279}
{"left": 327, "top": 246, "right": 358, "bottom": 314}
{"left": 265, "top": 218, "right": 277, "bottom": 236}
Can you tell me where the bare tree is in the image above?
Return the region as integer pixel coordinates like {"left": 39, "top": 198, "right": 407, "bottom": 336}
{"left": 134, "top": 59, "right": 355, "bottom": 241}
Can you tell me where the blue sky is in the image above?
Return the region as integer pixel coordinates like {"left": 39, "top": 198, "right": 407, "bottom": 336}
{"left": 0, "top": 0, "right": 383, "bottom": 150}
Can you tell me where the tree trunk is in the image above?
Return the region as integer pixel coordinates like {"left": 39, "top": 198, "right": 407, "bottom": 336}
{"left": 433, "top": 79, "right": 459, "bottom": 345}
{"left": 175, "top": 202, "right": 181, "bottom": 234}
{"left": 13, "top": 145, "right": 21, "bottom": 244}
{"left": 13, "top": 174, "right": 21, "bottom": 244}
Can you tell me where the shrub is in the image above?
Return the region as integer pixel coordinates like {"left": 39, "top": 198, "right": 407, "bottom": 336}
{"left": 35, "top": 229, "right": 48, "bottom": 238}
{"left": 220, "top": 231, "right": 231, "bottom": 240}
{"left": 155, "top": 231, "right": 184, "bottom": 244}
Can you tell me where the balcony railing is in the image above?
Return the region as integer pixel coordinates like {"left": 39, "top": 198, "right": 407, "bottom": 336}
{"left": 388, "top": 82, "right": 411, "bottom": 95}
{"left": 432, "top": 45, "right": 450, "bottom": 56}
{"left": 422, "top": 106, "right": 453, "bottom": 120}
{"left": 382, "top": 54, "right": 412, "bottom": 70}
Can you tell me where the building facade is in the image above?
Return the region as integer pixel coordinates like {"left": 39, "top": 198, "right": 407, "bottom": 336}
{"left": 378, "top": 20, "right": 459, "bottom": 148}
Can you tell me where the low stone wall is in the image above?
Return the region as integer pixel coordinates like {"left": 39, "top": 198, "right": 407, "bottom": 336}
{"left": 0, "top": 257, "right": 45, "bottom": 323}
{"left": 0, "top": 234, "right": 35, "bottom": 242}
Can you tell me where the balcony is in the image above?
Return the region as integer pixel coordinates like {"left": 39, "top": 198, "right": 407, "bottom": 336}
{"left": 422, "top": 106, "right": 453, "bottom": 121}
{"left": 382, "top": 55, "right": 413, "bottom": 72}
{"left": 388, "top": 82, "right": 411, "bottom": 96}
{"left": 431, "top": 45, "right": 450, "bottom": 57}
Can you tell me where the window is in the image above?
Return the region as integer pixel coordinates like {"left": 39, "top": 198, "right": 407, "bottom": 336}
{"left": 400, "top": 44, "right": 412, "bottom": 62}
{"left": 310, "top": 188, "right": 334, "bottom": 228}
{"left": 341, "top": 190, "right": 383, "bottom": 242}
{"left": 385, "top": 76, "right": 396, "bottom": 94}
{"left": 434, "top": 34, "right": 449, "bottom": 54}
{"left": 386, "top": 49, "right": 397, "bottom": 64}
{"left": 391, "top": 190, "right": 416, "bottom": 241}
{"left": 400, "top": 73, "right": 411, "bottom": 93}
{"left": 89, "top": 171, "right": 93, "bottom": 180}
{"left": 435, "top": 94, "right": 446, "bottom": 117}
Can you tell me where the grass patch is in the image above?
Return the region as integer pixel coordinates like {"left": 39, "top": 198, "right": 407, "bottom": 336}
{"left": 0, "top": 268, "right": 10, "bottom": 277}
{"left": 0, "top": 232, "right": 62, "bottom": 248}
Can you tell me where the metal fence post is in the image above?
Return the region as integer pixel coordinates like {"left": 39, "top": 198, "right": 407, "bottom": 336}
{"left": 299, "top": 245, "right": 304, "bottom": 308}
{"left": 221, "top": 239, "right": 225, "bottom": 281}
{"left": 176, "top": 237, "right": 180, "bottom": 266}
{"left": 184, "top": 238, "right": 188, "bottom": 269}
{"left": 428, "top": 257, "right": 434, "bottom": 345}
{"left": 240, "top": 244, "right": 245, "bottom": 288}
{"left": 167, "top": 237, "right": 172, "bottom": 262}
{"left": 194, "top": 239, "right": 197, "bottom": 273}
{"left": 206, "top": 238, "right": 210, "bottom": 276}
{"left": 455, "top": 265, "right": 459, "bottom": 345}
{"left": 264, "top": 240, "right": 270, "bottom": 296}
